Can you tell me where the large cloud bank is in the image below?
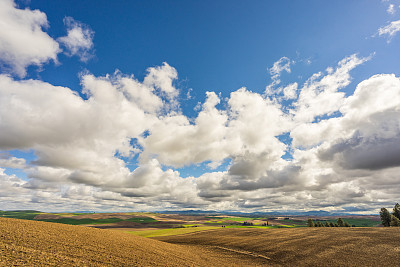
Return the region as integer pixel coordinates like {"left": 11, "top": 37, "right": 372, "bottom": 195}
{"left": 0, "top": 1, "right": 399, "bottom": 213}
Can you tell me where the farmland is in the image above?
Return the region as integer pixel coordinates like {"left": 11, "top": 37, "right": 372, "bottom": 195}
{"left": 156, "top": 227, "right": 400, "bottom": 266}
{"left": 0, "top": 217, "right": 258, "bottom": 266}
{"left": 1, "top": 217, "right": 400, "bottom": 266}
{"left": 0, "top": 210, "right": 381, "bottom": 237}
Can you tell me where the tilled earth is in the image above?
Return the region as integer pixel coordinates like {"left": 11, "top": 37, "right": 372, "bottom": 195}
{"left": 156, "top": 227, "right": 400, "bottom": 266}
{"left": 0, "top": 218, "right": 262, "bottom": 266}
{"left": 2, "top": 217, "right": 400, "bottom": 266}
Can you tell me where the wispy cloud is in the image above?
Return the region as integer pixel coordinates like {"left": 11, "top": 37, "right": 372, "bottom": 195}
{"left": 265, "top": 57, "right": 294, "bottom": 96}
{"left": 377, "top": 20, "right": 400, "bottom": 42}
{"left": 387, "top": 4, "right": 396, "bottom": 14}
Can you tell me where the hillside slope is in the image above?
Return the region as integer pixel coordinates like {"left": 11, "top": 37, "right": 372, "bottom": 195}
{"left": 0, "top": 218, "right": 259, "bottom": 266}
{"left": 157, "top": 227, "right": 400, "bottom": 266}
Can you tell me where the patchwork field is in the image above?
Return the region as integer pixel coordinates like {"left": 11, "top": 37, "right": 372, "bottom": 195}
{"left": 0, "top": 210, "right": 383, "bottom": 242}
{"left": 0, "top": 210, "right": 382, "bottom": 236}
{"left": 1, "top": 217, "right": 399, "bottom": 266}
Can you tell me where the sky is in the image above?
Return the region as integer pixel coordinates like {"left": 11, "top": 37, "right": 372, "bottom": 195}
{"left": 0, "top": 0, "right": 400, "bottom": 213}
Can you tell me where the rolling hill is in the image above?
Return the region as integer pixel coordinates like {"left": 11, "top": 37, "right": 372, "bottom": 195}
{"left": 0, "top": 218, "right": 257, "bottom": 266}
{"left": 157, "top": 227, "right": 400, "bottom": 266}
{"left": 2, "top": 217, "right": 400, "bottom": 266}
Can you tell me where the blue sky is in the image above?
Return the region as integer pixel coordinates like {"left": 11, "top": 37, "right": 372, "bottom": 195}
{"left": 24, "top": 0, "right": 399, "bottom": 98}
{"left": 0, "top": 0, "right": 400, "bottom": 213}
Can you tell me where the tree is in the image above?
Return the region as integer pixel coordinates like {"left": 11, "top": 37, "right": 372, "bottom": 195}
{"left": 329, "top": 222, "right": 335, "bottom": 227}
{"left": 380, "top": 208, "right": 392, "bottom": 227}
{"left": 344, "top": 222, "right": 351, "bottom": 227}
{"left": 393, "top": 203, "right": 400, "bottom": 220}
{"left": 337, "top": 218, "right": 345, "bottom": 227}
{"left": 307, "top": 218, "right": 314, "bottom": 227}
{"left": 390, "top": 215, "right": 400, "bottom": 227}
{"left": 325, "top": 221, "right": 330, "bottom": 227}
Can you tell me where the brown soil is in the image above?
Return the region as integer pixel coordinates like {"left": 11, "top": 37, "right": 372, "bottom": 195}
{"left": 3, "top": 217, "right": 399, "bottom": 266}
{"left": 0, "top": 218, "right": 262, "bottom": 266}
{"left": 108, "top": 227, "right": 160, "bottom": 232}
{"left": 33, "top": 214, "right": 64, "bottom": 220}
{"left": 156, "top": 227, "right": 400, "bottom": 266}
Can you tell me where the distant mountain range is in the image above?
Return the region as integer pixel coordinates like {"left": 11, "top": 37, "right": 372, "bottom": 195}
{"left": 156, "top": 210, "right": 376, "bottom": 216}
{"left": 1, "top": 209, "right": 375, "bottom": 216}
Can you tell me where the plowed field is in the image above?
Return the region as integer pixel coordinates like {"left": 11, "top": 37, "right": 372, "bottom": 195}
{"left": 156, "top": 227, "right": 400, "bottom": 266}
{"left": 0, "top": 218, "right": 260, "bottom": 266}
{"left": 2, "top": 217, "right": 400, "bottom": 266}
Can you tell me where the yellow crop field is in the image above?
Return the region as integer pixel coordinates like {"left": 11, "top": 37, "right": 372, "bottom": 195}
{"left": 125, "top": 226, "right": 219, "bottom": 237}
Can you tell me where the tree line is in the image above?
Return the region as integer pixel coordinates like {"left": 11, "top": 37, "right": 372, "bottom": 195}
{"left": 307, "top": 218, "right": 351, "bottom": 227}
{"left": 380, "top": 203, "right": 400, "bottom": 227}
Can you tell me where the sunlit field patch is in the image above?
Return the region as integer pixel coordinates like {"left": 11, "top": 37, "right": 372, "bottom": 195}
{"left": 125, "top": 226, "right": 220, "bottom": 237}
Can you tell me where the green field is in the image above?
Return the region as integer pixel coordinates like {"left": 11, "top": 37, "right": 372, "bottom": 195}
{"left": 126, "top": 224, "right": 302, "bottom": 238}
{"left": 0, "top": 210, "right": 42, "bottom": 220}
{"left": 0, "top": 210, "right": 381, "bottom": 231}
{"left": 220, "top": 217, "right": 257, "bottom": 222}
{"left": 37, "top": 218, "right": 125, "bottom": 225}
{"left": 37, "top": 216, "right": 159, "bottom": 225}
{"left": 207, "top": 216, "right": 265, "bottom": 221}
{"left": 0, "top": 211, "right": 160, "bottom": 226}
{"left": 125, "top": 217, "right": 158, "bottom": 223}
{"left": 205, "top": 216, "right": 262, "bottom": 224}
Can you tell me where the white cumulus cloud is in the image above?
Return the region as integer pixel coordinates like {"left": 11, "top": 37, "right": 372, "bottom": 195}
{"left": 58, "top": 17, "right": 95, "bottom": 62}
{"left": 1, "top": 56, "right": 400, "bottom": 213}
{"left": 0, "top": 0, "right": 60, "bottom": 77}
